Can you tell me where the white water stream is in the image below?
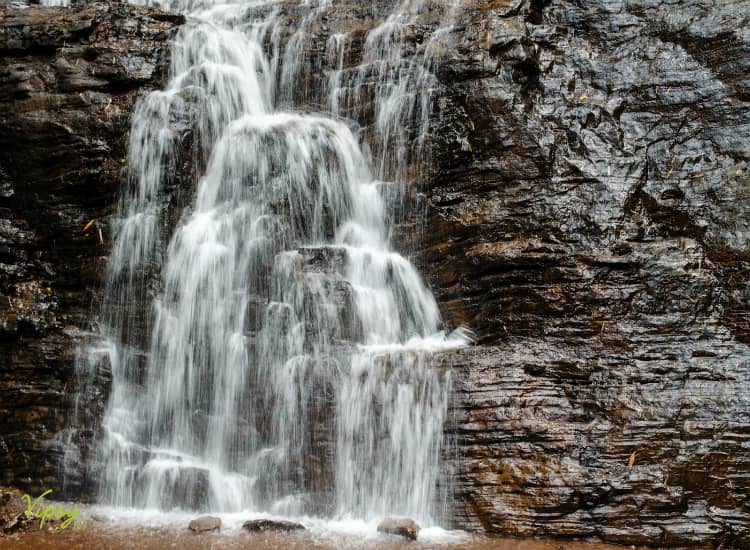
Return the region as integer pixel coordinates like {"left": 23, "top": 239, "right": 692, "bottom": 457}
{"left": 66, "top": 0, "right": 468, "bottom": 529}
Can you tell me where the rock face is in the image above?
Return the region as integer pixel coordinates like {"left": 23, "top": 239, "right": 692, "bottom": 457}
{"left": 414, "top": 0, "right": 750, "bottom": 547}
{"left": 0, "top": 0, "right": 182, "bottom": 497}
{"left": 1, "top": 0, "right": 749, "bottom": 548}
{"left": 377, "top": 517, "right": 420, "bottom": 541}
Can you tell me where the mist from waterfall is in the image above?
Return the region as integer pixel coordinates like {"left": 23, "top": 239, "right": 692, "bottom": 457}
{"left": 71, "top": 0, "right": 468, "bottom": 526}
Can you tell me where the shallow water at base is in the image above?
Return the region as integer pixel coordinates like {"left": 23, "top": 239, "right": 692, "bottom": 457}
{"left": 0, "top": 501, "right": 645, "bottom": 550}
{"left": 1, "top": 523, "right": 645, "bottom": 550}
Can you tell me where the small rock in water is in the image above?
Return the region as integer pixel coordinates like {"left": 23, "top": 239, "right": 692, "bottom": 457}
{"left": 188, "top": 516, "right": 221, "bottom": 532}
{"left": 377, "top": 517, "right": 420, "bottom": 540}
{"left": 1, "top": 513, "right": 32, "bottom": 535}
{"left": 243, "top": 519, "right": 305, "bottom": 533}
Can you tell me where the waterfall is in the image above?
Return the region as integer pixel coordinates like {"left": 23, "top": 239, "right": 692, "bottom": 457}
{"left": 74, "top": 0, "right": 469, "bottom": 526}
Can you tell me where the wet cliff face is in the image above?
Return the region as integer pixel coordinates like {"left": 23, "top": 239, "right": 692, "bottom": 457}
{"left": 419, "top": 0, "right": 750, "bottom": 547}
{"left": 1, "top": 0, "right": 749, "bottom": 547}
{"left": 0, "top": 0, "right": 182, "bottom": 496}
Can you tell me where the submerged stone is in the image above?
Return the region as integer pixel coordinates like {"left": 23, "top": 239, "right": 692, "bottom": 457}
{"left": 188, "top": 516, "right": 220, "bottom": 532}
{"left": 377, "top": 517, "right": 420, "bottom": 540}
{"left": 242, "top": 519, "right": 305, "bottom": 533}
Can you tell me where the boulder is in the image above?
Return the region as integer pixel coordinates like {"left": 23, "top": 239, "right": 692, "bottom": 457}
{"left": 242, "top": 519, "right": 305, "bottom": 533}
{"left": 377, "top": 517, "right": 420, "bottom": 540}
{"left": 188, "top": 516, "right": 221, "bottom": 532}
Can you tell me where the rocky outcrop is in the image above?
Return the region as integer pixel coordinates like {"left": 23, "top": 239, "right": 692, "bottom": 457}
{"left": 416, "top": 0, "right": 750, "bottom": 548}
{"left": 0, "top": 0, "right": 182, "bottom": 497}
{"left": 267, "top": 0, "right": 750, "bottom": 546}
{"left": 266, "top": 2, "right": 750, "bottom": 546}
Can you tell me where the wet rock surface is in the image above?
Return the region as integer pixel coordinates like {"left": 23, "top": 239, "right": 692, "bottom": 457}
{"left": 187, "top": 515, "right": 220, "bottom": 532}
{"left": 242, "top": 519, "right": 306, "bottom": 533}
{"left": 249, "top": 0, "right": 750, "bottom": 545}
{"left": 0, "top": 0, "right": 181, "bottom": 497}
{"left": 1, "top": 0, "right": 749, "bottom": 548}
{"left": 415, "top": 0, "right": 750, "bottom": 547}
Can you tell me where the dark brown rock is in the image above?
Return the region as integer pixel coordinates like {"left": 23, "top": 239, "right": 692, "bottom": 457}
{"left": 377, "top": 517, "right": 420, "bottom": 541}
{"left": 242, "top": 519, "right": 305, "bottom": 533}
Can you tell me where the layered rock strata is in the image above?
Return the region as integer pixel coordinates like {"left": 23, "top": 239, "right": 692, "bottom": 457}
{"left": 0, "top": 0, "right": 182, "bottom": 496}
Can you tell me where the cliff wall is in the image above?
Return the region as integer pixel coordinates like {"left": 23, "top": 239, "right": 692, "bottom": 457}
{"left": 1, "top": 1, "right": 748, "bottom": 547}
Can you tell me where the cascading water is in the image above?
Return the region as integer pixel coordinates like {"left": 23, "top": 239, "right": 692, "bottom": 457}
{"left": 73, "top": 0, "right": 468, "bottom": 527}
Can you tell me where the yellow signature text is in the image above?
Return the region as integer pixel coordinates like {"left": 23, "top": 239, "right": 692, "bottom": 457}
{"left": 21, "top": 489, "right": 86, "bottom": 530}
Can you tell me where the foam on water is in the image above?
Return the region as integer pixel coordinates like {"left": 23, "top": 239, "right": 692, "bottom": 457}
{"left": 80, "top": 504, "right": 470, "bottom": 545}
